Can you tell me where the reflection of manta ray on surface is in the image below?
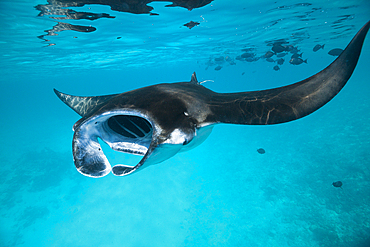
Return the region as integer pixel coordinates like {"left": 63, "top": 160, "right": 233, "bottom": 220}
{"left": 55, "top": 21, "right": 369, "bottom": 178}
{"left": 35, "top": 0, "right": 213, "bottom": 42}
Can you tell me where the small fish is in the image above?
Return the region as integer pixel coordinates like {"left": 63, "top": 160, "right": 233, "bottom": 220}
{"left": 183, "top": 21, "right": 200, "bottom": 29}
{"left": 246, "top": 57, "right": 259, "bottom": 62}
{"left": 277, "top": 58, "right": 284, "bottom": 65}
{"left": 286, "top": 45, "right": 300, "bottom": 54}
{"left": 214, "top": 56, "right": 224, "bottom": 62}
{"left": 273, "top": 65, "right": 280, "bottom": 71}
{"left": 257, "top": 148, "right": 266, "bottom": 154}
{"left": 291, "top": 53, "right": 303, "bottom": 59}
{"left": 284, "top": 45, "right": 294, "bottom": 52}
{"left": 225, "top": 56, "right": 232, "bottom": 62}
{"left": 242, "top": 48, "right": 255, "bottom": 52}
{"left": 266, "top": 58, "right": 274, "bottom": 63}
{"left": 289, "top": 58, "right": 307, "bottom": 65}
{"left": 241, "top": 52, "right": 254, "bottom": 58}
{"left": 276, "top": 52, "right": 287, "bottom": 57}
{"left": 264, "top": 51, "right": 274, "bottom": 58}
{"left": 214, "top": 65, "right": 222, "bottom": 71}
{"left": 332, "top": 181, "right": 343, "bottom": 189}
{"left": 313, "top": 44, "right": 325, "bottom": 52}
{"left": 328, "top": 48, "right": 344, "bottom": 56}
{"left": 272, "top": 43, "right": 286, "bottom": 53}
{"left": 241, "top": 48, "right": 255, "bottom": 52}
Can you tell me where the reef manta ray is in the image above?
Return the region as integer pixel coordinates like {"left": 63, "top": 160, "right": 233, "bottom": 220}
{"left": 55, "top": 21, "right": 369, "bottom": 177}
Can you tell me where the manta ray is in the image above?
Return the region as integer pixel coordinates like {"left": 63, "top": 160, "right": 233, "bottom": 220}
{"left": 55, "top": 21, "right": 369, "bottom": 178}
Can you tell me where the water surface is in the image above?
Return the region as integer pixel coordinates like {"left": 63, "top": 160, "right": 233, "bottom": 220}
{"left": 0, "top": 0, "right": 369, "bottom": 246}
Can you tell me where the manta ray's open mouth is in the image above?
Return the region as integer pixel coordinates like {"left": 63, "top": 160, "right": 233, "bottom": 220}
{"left": 99, "top": 113, "right": 154, "bottom": 156}
{"left": 70, "top": 110, "right": 156, "bottom": 177}
{"left": 107, "top": 115, "right": 152, "bottom": 139}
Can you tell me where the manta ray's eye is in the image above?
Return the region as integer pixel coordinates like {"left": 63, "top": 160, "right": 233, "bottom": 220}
{"left": 107, "top": 115, "right": 152, "bottom": 139}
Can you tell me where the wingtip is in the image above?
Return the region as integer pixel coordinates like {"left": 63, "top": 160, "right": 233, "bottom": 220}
{"left": 53, "top": 88, "right": 64, "bottom": 100}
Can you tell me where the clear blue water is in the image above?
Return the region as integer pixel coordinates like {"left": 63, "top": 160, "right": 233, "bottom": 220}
{"left": 1, "top": 0, "right": 370, "bottom": 246}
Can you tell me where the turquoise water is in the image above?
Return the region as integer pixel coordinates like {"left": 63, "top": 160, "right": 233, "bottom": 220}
{"left": 1, "top": 0, "right": 370, "bottom": 246}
